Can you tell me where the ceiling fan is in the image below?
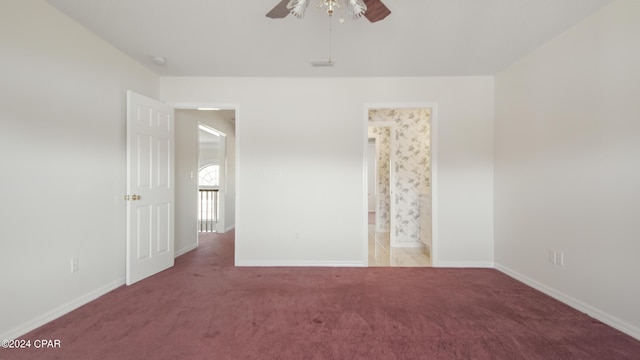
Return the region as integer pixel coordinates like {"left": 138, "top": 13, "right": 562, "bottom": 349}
{"left": 266, "top": 0, "right": 391, "bottom": 23}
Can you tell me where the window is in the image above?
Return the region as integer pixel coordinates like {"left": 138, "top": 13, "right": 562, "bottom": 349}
{"left": 199, "top": 165, "right": 220, "bottom": 187}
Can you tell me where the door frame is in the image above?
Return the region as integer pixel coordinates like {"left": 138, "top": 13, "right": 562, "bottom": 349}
{"left": 363, "top": 103, "right": 439, "bottom": 266}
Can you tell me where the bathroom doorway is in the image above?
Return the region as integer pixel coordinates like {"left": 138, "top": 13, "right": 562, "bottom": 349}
{"left": 366, "top": 107, "right": 432, "bottom": 267}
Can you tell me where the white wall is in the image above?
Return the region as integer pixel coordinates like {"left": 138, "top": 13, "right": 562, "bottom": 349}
{"left": 0, "top": 1, "right": 158, "bottom": 339}
{"left": 175, "top": 111, "right": 199, "bottom": 256}
{"left": 495, "top": 0, "right": 640, "bottom": 339}
{"left": 160, "top": 76, "right": 494, "bottom": 267}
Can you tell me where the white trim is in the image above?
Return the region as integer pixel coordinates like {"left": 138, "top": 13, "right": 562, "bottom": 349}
{"left": 435, "top": 261, "right": 494, "bottom": 268}
{"left": 236, "top": 260, "right": 366, "bottom": 267}
{"left": 235, "top": 107, "right": 241, "bottom": 268}
{"left": 175, "top": 243, "right": 198, "bottom": 257}
{"left": 0, "top": 278, "right": 125, "bottom": 341}
{"left": 362, "top": 107, "right": 370, "bottom": 266}
{"left": 224, "top": 225, "right": 236, "bottom": 233}
{"left": 495, "top": 263, "right": 640, "bottom": 341}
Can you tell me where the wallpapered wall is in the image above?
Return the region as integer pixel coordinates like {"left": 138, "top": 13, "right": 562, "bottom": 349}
{"left": 369, "top": 108, "right": 431, "bottom": 247}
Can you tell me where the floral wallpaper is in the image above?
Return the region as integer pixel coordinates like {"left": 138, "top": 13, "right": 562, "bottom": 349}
{"left": 369, "top": 108, "right": 431, "bottom": 247}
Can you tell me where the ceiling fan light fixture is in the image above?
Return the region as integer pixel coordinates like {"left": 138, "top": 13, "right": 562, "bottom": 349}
{"left": 321, "top": 0, "right": 367, "bottom": 19}
{"left": 266, "top": 0, "right": 391, "bottom": 65}
{"left": 288, "top": 0, "right": 366, "bottom": 20}
{"left": 266, "top": 0, "right": 390, "bottom": 23}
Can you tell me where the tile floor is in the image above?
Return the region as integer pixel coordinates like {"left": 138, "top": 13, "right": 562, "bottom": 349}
{"left": 368, "top": 224, "right": 431, "bottom": 267}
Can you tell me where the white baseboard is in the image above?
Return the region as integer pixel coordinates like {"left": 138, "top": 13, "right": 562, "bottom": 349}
{"left": 235, "top": 260, "right": 366, "bottom": 267}
{"left": 175, "top": 243, "right": 198, "bottom": 257}
{"left": 434, "top": 261, "right": 494, "bottom": 268}
{"left": 0, "top": 278, "right": 125, "bottom": 341}
{"left": 224, "top": 225, "right": 235, "bottom": 233}
{"left": 495, "top": 263, "right": 640, "bottom": 341}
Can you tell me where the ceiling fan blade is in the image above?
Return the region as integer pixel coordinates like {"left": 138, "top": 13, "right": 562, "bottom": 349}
{"left": 266, "top": 0, "right": 291, "bottom": 19}
{"left": 363, "top": 0, "right": 391, "bottom": 22}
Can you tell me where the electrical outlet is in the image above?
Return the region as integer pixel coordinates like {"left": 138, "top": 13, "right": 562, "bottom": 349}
{"left": 71, "top": 258, "right": 79, "bottom": 273}
{"left": 548, "top": 250, "right": 565, "bottom": 267}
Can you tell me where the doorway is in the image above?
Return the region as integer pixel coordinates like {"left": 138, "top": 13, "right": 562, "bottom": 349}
{"left": 198, "top": 124, "right": 226, "bottom": 233}
{"left": 173, "top": 107, "right": 236, "bottom": 257}
{"left": 366, "top": 106, "right": 433, "bottom": 267}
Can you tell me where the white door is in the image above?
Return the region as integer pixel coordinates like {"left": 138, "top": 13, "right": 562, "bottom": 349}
{"left": 126, "top": 91, "right": 175, "bottom": 285}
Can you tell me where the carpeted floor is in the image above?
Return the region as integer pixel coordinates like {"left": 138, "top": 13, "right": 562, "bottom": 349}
{"left": 2, "top": 231, "right": 640, "bottom": 360}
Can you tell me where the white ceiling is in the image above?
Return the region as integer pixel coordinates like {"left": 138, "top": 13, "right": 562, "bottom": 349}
{"left": 46, "top": 0, "right": 612, "bottom": 77}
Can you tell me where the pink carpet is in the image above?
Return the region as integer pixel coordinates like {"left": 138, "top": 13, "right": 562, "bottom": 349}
{"left": 3, "top": 231, "right": 640, "bottom": 359}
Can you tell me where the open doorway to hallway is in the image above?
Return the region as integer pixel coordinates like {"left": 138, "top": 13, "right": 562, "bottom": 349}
{"left": 198, "top": 124, "right": 225, "bottom": 233}
{"left": 367, "top": 107, "right": 432, "bottom": 267}
{"left": 196, "top": 110, "right": 235, "bottom": 235}
{"left": 174, "top": 108, "right": 236, "bottom": 257}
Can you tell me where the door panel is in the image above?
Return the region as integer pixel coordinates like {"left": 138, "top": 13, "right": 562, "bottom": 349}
{"left": 156, "top": 137, "right": 171, "bottom": 188}
{"left": 137, "top": 134, "right": 152, "bottom": 188}
{"left": 126, "top": 90, "right": 175, "bottom": 285}
{"left": 157, "top": 203, "right": 171, "bottom": 253}
{"left": 136, "top": 205, "right": 152, "bottom": 260}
